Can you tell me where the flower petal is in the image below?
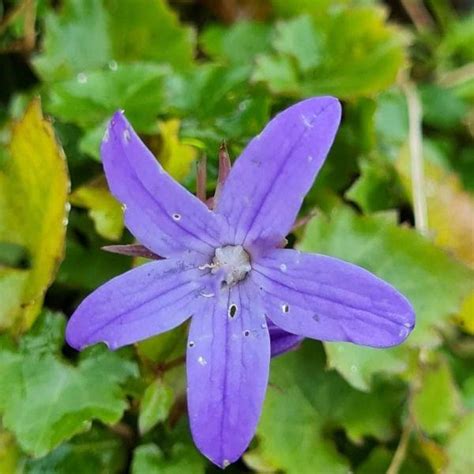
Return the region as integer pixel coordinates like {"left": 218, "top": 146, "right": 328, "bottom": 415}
{"left": 102, "top": 112, "right": 226, "bottom": 258}
{"left": 66, "top": 256, "right": 209, "bottom": 350}
{"left": 186, "top": 280, "right": 270, "bottom": 468}
{"left": 215, "top": 97, "right": 341, "bottom": 248}
{"left": 251, "top": 249, "right": 415, "bottom": 348}
{"left": 268, "top": 320, "right": 304, "bottom": 357}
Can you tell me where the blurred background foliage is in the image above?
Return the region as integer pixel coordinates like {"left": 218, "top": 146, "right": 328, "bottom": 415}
{"left": 0, "top": 0, "right": 473, "bottom": 472}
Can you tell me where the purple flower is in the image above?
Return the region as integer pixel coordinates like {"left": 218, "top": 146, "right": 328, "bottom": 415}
{"left": 66, "top": 97, "right": 414, "bottom": 468}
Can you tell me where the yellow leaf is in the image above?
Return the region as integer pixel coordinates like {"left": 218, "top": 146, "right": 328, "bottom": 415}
{"left": 0, "top": 431, "right": 19, "bottom": 474}
{"left": 397, "top": 142, "right": 474, "bottom": 267}
{"left": 0, "top": 99, "right": 69, "bottom": 331}
{"left": 158, "top": 119, "right": 197, "bottom": 181}
{"left": 70, "top": 175, "right": 124, "bottom": 241}
{"left": 456, "top": 291, "right": 474, "bottom": 335}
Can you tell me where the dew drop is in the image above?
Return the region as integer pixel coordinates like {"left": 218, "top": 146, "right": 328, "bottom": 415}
{"left": 123, "top": 129, "right": 131, "bottom": 143}
{"left": 399, "top": 327, "right": 409, "bottom": 338}
{"left": 350, "top": 365, "right": 358, "bottom": 373}
{"left": 188, "top": 341, "right": 195, "bottom": 348}
{"left": 172, "top": 213, "right": 181, "bottom": 221}
{"left": 108, "top": 59, "right": 118, "bottom": 71}
{"left": 103, "top": 128, "right": 109, "bottom": 143}
{"left": 223, "top": 460, "right": 230, "bottom": 468}
{"left": 121, "top": 204, "right": 127, "bottom": 211}
{"left": 280, "top": 263, "right": 287, "bottom": 272}
{"left": 199, "top": 290, "right": 215, "bottom": 298}
{"left": 404, "top": 321, "right": 413, "bottom": 328}
{"left": 243, "top": 330, "right": 251, "bottom": 337}
{"left": 281, "top": 303, "right": 290, "bottom": 313}
{"left": 77, "top": 72, "right": 88, "bottom": 84}
{"left": 261, "top": 322, "right": 267, "bottom": 329}
{"left": 198, "top": 356, "right": 207, "bottom": 366}
{"left": 307, "top": 155, "right": 314, "bottom": 162}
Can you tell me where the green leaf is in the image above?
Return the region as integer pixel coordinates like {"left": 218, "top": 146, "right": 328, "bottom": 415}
{"left": 70, "top": 176, "right": 124, "bottom": 241}
{"left": 136, "top": 325, "right": 187, "bottom": 364}
{"left": 0, "top": 100, "right": 69, "bottom": 331}
{"left": 0, "top": 314, "right": 138, "bottom": 457}
{"left": 166, "top": 64, "right": 270, "bottom": 153}
{"left": 445, "top": 412, "right": 474, "bottom": 473}
{"left": 412, "top": 359, "right": 462, "bottom": 435}
{"left": 420, "top": 84, "right": 468, "bottom": 132}
{"left": 273, "top": 16, "right": 322, "bottom": 72}
{"left": 324, "top": 344, "right": 409, "bottom": 392}
{"left": 298, "top": 207, "right": 474, "bottom": 388}
{"left": 255, "top": 342, "right": 403, "bottom": 472}
{"left": 375, "top": 89, "right": 408, "bottom": 148}
{"left": 346, "top": 157, "right": 407, "bottom": 214}
{"left": 33, "top": 0, "right": 111, "bottom": 81}
{"left": 47, "top": 63, "right": 168, "bottom": 158}
{"left": 131, "top": 442, "right": 205, "bottom": 474}
{"left": 253, "top": 54, "right": 299, "bottom": 95}
{"left": 24, "top": 426, "right": 127, "bottom": 474}
{"left": 139, "top": 380, "right": 174, "bottom": 435}
{"left": 34, "top": 0, "right": 195, "bottom": 82}
{"left": 105, "top": 0, "right": 195, "bottom": 71}
{"left": 201, "top": 21, "right": 272, "bottom": 65}
{"left": 254, "top": 8, "right": 406, "bottom": 99}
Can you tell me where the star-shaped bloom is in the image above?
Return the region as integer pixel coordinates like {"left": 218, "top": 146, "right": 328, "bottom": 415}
{"left": 66, "top": 97, "right": 415, "bottom": 468}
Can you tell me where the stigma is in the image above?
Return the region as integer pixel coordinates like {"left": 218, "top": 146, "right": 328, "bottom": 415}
{"left": 208, "top": 245, "right": 252, "bottom": 287}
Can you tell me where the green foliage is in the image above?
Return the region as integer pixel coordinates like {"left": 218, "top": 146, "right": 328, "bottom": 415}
{"left": 0, "top": 312, "right": 138, "bottom": 457}
{"left": 138, "top": 380, "right": 174, "bottom": 435}
{"left": 253, "top": 8, "right": 406, "bottom": 98}
{"left": 1, "top": 0, "right": 473, "bottom": 472}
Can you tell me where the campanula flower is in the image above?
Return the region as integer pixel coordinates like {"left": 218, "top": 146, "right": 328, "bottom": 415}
{"left": 66, "top": 97, "right": 415, "bottom": 468}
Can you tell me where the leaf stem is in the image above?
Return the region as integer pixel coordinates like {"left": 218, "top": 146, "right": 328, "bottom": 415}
{"left": 402, "top": 81, "right": 429, "bottom": 236}
{"left": 386, "top": 418, "right": 413, "bottom": 474}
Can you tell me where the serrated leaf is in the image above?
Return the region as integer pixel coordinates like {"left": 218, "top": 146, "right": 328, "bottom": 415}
{"left": 0, "top": 314, "right": 138, "bottom": 457}
{"left": 34, "top": 0, "right": 194, "bottom": 82}
{"left": 33, "top": 0, "right": 111, "bottom": 81}
{"left": 0, "top": 99, "right": 69, "bottom": 331}
{"left": 70, "top": 175, "right": 124, "bottom": 241}
{"left": 298, "top": 207, "right": 474, "bottom": 388}
{"left": 253, "top": 8, "right": 406, "bottom": 99}
{"left": 47, "top": 63, "right": 168, "bottom": 158}
{"left": 139, "top": 380, "right": 174, "bottom": 435}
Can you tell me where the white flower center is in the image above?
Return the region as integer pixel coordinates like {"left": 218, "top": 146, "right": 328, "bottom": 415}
{"left": 211, "top": 245, "right": 251, "bottom": 286}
